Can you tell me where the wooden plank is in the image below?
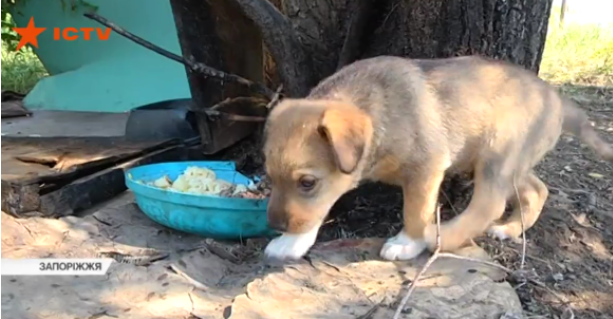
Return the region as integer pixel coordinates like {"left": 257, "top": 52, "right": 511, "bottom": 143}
{"left": 2, "top": 137, "right": 178, "bottom": 185}
{"left": 1, "top": 137, "right": 202, "bottom": 218}
{"left": 37, "top": 144, "right": 188, "bottom": 217}
{"left": 1, "top": 181, "right": 40, "bottom": 217}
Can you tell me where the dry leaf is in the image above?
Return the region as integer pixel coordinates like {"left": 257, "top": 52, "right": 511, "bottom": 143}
{"left": 587, "top": 172, "right": 604, "bottom": 179}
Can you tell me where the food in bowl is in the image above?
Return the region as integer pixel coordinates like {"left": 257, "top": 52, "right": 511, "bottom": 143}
{"left": 141, "top": 166, "right": 270, "bottom": 199}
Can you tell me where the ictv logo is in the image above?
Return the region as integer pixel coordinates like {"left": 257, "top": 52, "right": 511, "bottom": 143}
{"left": 13, "top": 17, "right": 111, "bottom": 51}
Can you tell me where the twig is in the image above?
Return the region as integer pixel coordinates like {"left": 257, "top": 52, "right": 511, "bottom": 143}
{"left": 14, "top": 220, "right": 36, "bottom": 240}
{"left": 440, "top": 190, "right": 460, "bottom": 216}
{"left": 209, "top": 97, "right": 268, "bottom": 111}
{"left": 381, "top": 2, "right": 400, "bottom": 28}
{"left": 393, "top": 206, "right": 442, "bottom": 319}
{"left": 96, "top": 250, "right": 169, "bottom": 266}
{"left": 168, "top": 264, "right": 208, "bottom": 291}
{"left": 266, "top": 85, "right": 284, "bottom": 109}
{"left": 530, "top": 279, "right": 576, "bottom": 318}
{"left": 513, "top": 176, "right": 527, "bottom": 269}
{"left": 321, "top": 260, "right": 341, "bottom": 272}
{"left": 188, "top": 290, "right": 196, "bottom": 314}
{"left": 529, "top": 279, "right": 567, "bottom": 303}
{"left": 198, "top": 97, "right": 269, "bottom": 122}
{"left": 83, "top": 12, "right": 275, "bottom": 99}
{"left": 355, "top": 301, "right": 382, "bottom": 319}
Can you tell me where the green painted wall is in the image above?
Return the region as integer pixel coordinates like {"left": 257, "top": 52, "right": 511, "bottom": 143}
{"left": 10, "top": 0, "right": 191, "bottom": 112}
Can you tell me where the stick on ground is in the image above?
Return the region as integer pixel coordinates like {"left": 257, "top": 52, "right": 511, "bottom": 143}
{"left": 168, "top": 264, "right": 208, "bottom": 291}
{"left": 393, "top": 197, "right": 574, "bottom": 318}
{"left": 393, "top": 206, "right": 442, "bottom": 319}
{"left": 513, "top": 176, "right": 527, "bottom": 269}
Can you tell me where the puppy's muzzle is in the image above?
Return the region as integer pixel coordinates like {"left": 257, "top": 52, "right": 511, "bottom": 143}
{"left": 267, "top": 212, "right": 289, "bottom": 232}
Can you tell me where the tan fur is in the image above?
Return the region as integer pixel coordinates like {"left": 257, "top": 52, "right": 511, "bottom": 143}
{"left": 262, "top": 55, "right": 613, "bottom": 258}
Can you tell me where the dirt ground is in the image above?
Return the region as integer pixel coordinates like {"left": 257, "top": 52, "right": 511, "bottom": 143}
{"left": 2, "top": 86, "right": 612, "bottom": 318}
{"left": 2, "top": 192, "right": 524, "bottom": 319}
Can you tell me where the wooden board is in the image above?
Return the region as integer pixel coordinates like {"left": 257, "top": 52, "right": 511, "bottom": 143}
{"left": 37, "top": 144, "right": 190, "bottom": 217}
{"left": 1, "top": 136, "right": 195, "bottom": 217}
{"left": 2, "top": 136, "right": 177, "bottom": 184}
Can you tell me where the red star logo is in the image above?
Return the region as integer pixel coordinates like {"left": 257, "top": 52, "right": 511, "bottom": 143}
{"left": 13, "top": 17, "right": 46, "bottom": 51}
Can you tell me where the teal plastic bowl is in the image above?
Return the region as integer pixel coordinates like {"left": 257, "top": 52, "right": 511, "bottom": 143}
{"left": 125, "top": 161, "right": 275, "bottom": 240}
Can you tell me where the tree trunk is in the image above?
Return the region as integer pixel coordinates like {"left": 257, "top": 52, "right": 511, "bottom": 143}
{"left": 232, "top": 0, "right": 554, "bottom": 97}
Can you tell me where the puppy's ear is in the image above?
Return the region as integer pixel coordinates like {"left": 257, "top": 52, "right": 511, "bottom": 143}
{"left": 317, "top": 106, "right": 372, "bottom": 174}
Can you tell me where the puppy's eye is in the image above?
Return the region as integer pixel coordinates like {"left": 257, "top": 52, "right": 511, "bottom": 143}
{"left": 298, "top": 175, "right": 317, "bottom": 191}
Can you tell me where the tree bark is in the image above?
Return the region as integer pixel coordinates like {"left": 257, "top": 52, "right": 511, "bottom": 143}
{"left": 367, "top": 0, "right": 553, "bottom": 73}
{"left": 234, "top": 0, "right": 554, "bottom": 96}
{"left": 172, "top": 0, "right": 553, "bottom": 102}
{"left": 232, "top": 0, "right": 315, "bottom": 97}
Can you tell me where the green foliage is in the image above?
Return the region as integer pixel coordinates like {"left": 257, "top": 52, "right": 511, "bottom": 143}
{"left": 1, "top": 43, "right": 48, "bottom": 93}
{"left": 1, "top": 0, "right": 101, "bottom": 93}
{"left": 1, "top": 0, "right": 19, "bottom": 52}
{"left": 540, "top": 5, "right": 613, "bottom": 86}
{"left": 1, "top": 0, "right": 45, "bottom": 93}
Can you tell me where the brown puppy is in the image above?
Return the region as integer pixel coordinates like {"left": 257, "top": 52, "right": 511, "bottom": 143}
{"left": 262, "top": 55, "right": 613, "bottom": 261}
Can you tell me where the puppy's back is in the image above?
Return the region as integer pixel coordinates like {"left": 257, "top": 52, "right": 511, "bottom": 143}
{"left": 308, "top": 55, "right": 556, "bottom": 117}
{"left": 307, "top": 56, "right": 437, "bottom": 132}
{"left": 306, "top": 56, "right": 568, "bottom": 170}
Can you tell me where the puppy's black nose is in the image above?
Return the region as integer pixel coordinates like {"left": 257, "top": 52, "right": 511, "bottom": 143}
{"left": 267, "top": 218, "right": 288, "bottom": 232}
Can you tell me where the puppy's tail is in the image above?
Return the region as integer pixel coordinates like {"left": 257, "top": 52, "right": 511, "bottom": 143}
{"left": 562, "top": 98, "right": 613, "bottom": 163}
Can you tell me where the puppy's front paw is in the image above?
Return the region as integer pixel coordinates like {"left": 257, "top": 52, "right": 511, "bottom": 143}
{"left": 380, "top": 231, "right": 426, "bottom": 261}
{"left": 486, "top": 224, "right": 523, "bottom": 243}
{"left": 486, "top": 224, "right": 512, "bottom": 241}
{"left": 264, "top": 228, "right": 319, "bottom": 260}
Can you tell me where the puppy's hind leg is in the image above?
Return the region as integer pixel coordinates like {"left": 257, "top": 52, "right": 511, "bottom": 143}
{"left": 380, "top": 166, "right": 447, "bottom": 261}
{"left": 488, "top": 171, "right": 549, "bottom": 240}
{"left": 424, "top": 158, "right": 509, "bottom": 252}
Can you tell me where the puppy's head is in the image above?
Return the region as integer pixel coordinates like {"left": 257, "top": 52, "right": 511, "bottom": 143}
{"left": 263, "top": 98, "right": 374, "bottom": 234}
